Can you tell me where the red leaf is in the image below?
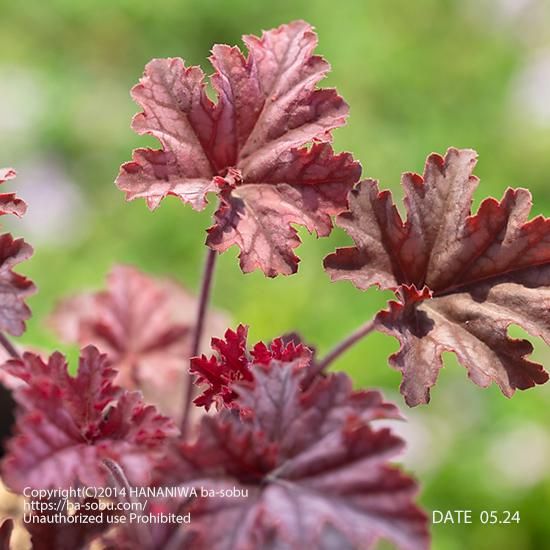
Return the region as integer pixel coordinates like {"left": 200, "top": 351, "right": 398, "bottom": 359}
{"left": 324, "top": 147, "right": 550, "bottom": 405}
{"left": 0, "top": 169, "right": 26, "bottom": 218}
{"left": 160, "top": 360, "right": 427, "bottom": 550}
{"left": 190, "top": 324, "right": 312, "bottom": 411}
{"left": 25, "top": 497, "right": 113, "bottom": 550}
{"left": 49, "top": 265, "right": 228, "bottom": 418}
{"left": 1, "top": 346, "right": 177, "bottom": 491}
{"left": 190, "top": 324, "right": 250, "bottom": 410}
{"left": 116, "top": 21, "right": 360, "bottom": 276}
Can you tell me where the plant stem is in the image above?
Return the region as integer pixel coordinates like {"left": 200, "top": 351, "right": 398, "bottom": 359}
{"left": 103, "top": 458, "right": 153, "bottom": 548}
{"left": 103, "top": 458, "right": 133, "bottom": 496}
{"left": 180, "top": 246, "right": 218, "bottom": 435}
{"left": 0, "top": 333, "right": 20, "bottom": 360}
{"left": 314, "top": 318, "right": 378, "bottom": 375}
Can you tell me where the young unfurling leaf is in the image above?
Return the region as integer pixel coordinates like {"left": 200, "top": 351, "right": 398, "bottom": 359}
{"left": 190, "top": 324, "right": 312, "bottom": 411}
{"left": 49, "top": 265, "right": 228, "bottom": 418}
{"left": 116, "top": 21, "right": 360, "bottom": 276}
{"left": 1, "top": 346, "right": 177, "bottom": 491}
{"left": 159, "top": 345, "right": 428, "bottom": 550}
{"left": 325, "top": 148, "right": 550, "bottom": 405}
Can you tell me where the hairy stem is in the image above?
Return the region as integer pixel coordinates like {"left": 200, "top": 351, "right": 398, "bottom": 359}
{"left": 103, "top": 458, "right": 153, "bottom": 547}
{"left": 314, "top": 318, "right": 378, "bottom": 375}
{"left": 0, "top": 333, "right": 20, "bottom": 360}
{"left": 103, "top": 458, "right": 133, "bottom": 496}
{"left": 180, "top": 246, "right": 218, "bottom": 435}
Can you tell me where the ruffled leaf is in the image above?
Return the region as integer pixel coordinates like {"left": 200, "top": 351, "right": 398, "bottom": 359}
{"left": 0, "top": 235, "right": 35, "bottom": 337}
{"left": 1, "top": 346, "right": 177, "bottom": 491}
{"left": 190, "top": 324, "right": 312, "bottom": 411}
{"left": 160, "top": 355, "right": 427, "bottom": 550}
{"left": 0, "top": 168, "right": 26, "bottom": 218}
{"left": 0, "top": 170, "right": 35, "bottom": 337}
{"left": 325, "top": 148, "right": 550, "bottom": 405}
{"left": 116, "top": 21, "right": 360, "bottom": 276}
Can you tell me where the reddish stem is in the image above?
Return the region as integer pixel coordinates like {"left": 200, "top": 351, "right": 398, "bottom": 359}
{"left": 0, "top": 333, "right": 20, "bottom": 360}
{"left": 103, "top": 458, "right": 133, "bottom": 496}
{"left": 180, "top": 246, "right": 218, "bottom": 435}
{"left": 103, "top": 458, "right": 153, "bottom": 548}
{"left": 314, "top": 318, "right": 378, "bottom": 375}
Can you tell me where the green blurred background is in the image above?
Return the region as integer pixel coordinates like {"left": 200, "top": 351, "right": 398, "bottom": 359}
{"left": 1, "top": 0, "right": 550, "bottom": 548}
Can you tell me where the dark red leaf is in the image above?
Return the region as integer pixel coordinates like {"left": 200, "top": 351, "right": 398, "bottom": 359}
{"left": 116, "top": 21, "right": 360, "bottom": 276}
{"left": 49, "top": 265, "right": 227, "bottom": 418}
{"left": 324, "top": 147, "right": 550, "bottom": 405}
{"left": 25, "top": 497, "right": 114, "bottom": 550}
{"left": 161, "top": 357, "right": 428, "bottom": 550}
{"left": 1, "top": 346, "right": 177, "bottom": 491}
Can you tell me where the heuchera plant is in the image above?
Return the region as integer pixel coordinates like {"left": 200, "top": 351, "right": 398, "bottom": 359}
{"left": 0, "top": 20, "right": 548, "bottom": 549}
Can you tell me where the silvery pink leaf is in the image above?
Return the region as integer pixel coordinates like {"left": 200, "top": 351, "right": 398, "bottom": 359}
{"left": 116, "top": 21, "right": 360, "bottom": 276}
{"left": 49, "top": 265, "right": 228, "bottom": 418}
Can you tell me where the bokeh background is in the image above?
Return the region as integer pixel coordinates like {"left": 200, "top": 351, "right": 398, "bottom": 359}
{"left": 1, "top": 0, "right": 550, "bottom": 548}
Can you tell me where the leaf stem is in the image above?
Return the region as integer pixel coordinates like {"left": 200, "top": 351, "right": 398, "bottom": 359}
{"left": 180, "top": 246, "right": 218, "bottom": 435}
{"left": 103, "top": 458, "right": 133, "bottom": 496}
{"left": 314, "top": 318, "right": 378, "bottom": 374}
{"left": 103, "top": 458, "right": 153, "bottom": 548}
{"left": 0, "top": 332, "right": 20, "bottom": 360}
